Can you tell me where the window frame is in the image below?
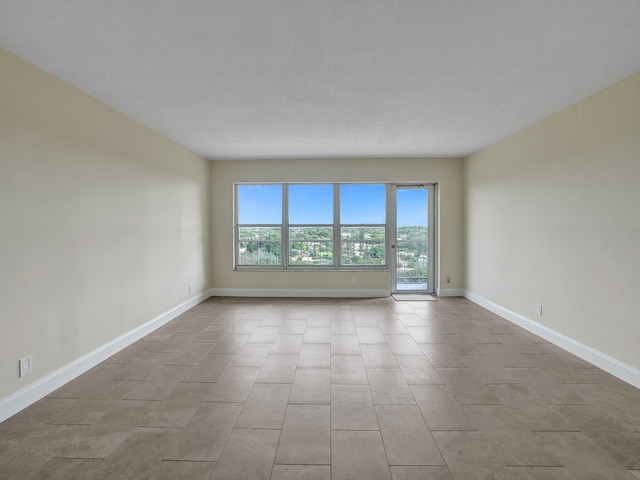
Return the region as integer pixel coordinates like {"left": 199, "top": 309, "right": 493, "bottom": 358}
{"left": 234, "top": 182, "right": 389, "bottom": 271}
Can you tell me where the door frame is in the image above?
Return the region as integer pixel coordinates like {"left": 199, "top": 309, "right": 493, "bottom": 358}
{"left": 388, "top": 183, "right": 437, "bottom": 294}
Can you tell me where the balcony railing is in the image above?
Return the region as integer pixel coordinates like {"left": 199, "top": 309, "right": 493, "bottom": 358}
{"left": 289, "top": 240, "right": 334, "bottom": 265}
{"left": 396, "top": 239, "right": 428, "bottom": 290}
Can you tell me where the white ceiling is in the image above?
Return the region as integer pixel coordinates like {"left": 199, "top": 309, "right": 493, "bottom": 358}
{"left": 1, "top": 1, "right": 639, "bottom": 160}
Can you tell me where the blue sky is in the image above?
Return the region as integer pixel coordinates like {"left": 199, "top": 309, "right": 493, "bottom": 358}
{"left": 238, "top": 184, "right": 427, "bottom": 226}
{"left": 396, "top": 188, "right": 428, "bottom": 227}
{"left": 237, "top": 184, "right": 282, "bottom": 224}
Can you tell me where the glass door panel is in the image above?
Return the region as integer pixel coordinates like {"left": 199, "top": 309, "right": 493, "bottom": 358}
{"left": 390, "top": 185, "right": 435, "bottom": 294}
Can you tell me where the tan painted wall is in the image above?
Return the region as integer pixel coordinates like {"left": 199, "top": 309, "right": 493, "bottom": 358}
{"left": 464, "top": 72, "right": 640, "bottom": 370}
{"left": 210, "top": 158, "right": 463, "bottom": 293}
{"left": 0, "top": 48, "right": 211, "bottom": 399}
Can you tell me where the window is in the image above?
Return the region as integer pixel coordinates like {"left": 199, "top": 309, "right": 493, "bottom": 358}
{"left": 340, "top": 184, "right": 386, "bottom": 266}
{"left": 236, "top": 184, "right": 283, "bottom": 266}
{"left": 288, "top": 184, "right": 334, "bottom": 266}
{"left": 235, "top": 183, "right": 388, "bottom": 270}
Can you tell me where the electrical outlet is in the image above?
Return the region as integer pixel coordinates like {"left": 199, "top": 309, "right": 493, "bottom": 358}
{"left": 351, "top": 277, "right": 358, "bottom": 286}
{"left": 446, "top": 276, "right": 451, "bottom": 284}
{"left": 535, "top": 303, "right": 543, "bottom": 316}
{"left": 19, "top": 356, "right": 31, "bottom": 378}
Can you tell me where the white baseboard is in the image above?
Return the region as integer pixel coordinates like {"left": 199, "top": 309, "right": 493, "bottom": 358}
{"left": 0, "top": 289, "right": 215, "bottom": 423}
{"left": 464, "top": 290, "right": 640, "bottom": 389}
{"left": 436, "top": 288, "right": 465, "bottom": 297}
{"left": 210, "top": 288, "right": 390, "bottom": 298}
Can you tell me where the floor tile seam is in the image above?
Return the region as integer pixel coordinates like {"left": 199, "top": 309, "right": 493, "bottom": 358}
{"left": 433, "top": 366, "right": 470, "bottom": 370}
{"left": 232, "top": 426, "right": 282, "bottom": 431}
{"left": 44, "top": 422, "right": 93, "bottom": 426}
{"left": 365, "top": 367, "right": 403, "bottom": 371}
{"left": 44, "top": 395, "right": 82, "bottom": 400}
{"left": 329, "top": 427, "right": 381, "bottom": 431}
{"left": 529, "top": 429, "right": 582, "bottom": 433}
{"left": 390, "top": 352, "right": 429, "bottom": 356}
{"left": 405, "top": 382, "right": 447, "bottom": 386}
{"left": 51, "top": 455, "right": 107, "bottom": 460}
{"left": 561, "top": 382, "right": 602, "bottom": 385}
{"left": 483, "top": 382, "right": 525, "bottom": 385}
{"left": 161, "top": 362, "right": 202, "bottom": 366}
{"left": 132, "top": 425, "right": 183, "bottom": 430}
{"left": 160, "top": 458, "right": 216, "bottom": 463}
{"left": 287, "top": 400, "right": 331, "bottom": 405}
{"left": 428, "top": 428, "right": 480, "bottom": 432}
{"left": 330, "top": 381, "right": 369, "bottom": 386}
{"left": 105, "top": 378, "right": 145, "bottom": 382}
{"left": 120, "top": 398, "right": 163, "bottom": 402}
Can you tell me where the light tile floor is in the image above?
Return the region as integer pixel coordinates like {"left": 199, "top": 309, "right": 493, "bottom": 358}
{"left": 1, "top": 296, "right": 639, "bottom": 479}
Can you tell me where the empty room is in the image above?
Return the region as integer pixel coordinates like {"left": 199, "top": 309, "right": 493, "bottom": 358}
{"left": 1, "top": 1, "right": 639, "bottom": 479}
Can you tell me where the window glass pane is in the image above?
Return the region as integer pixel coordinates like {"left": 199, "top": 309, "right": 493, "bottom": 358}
{"left": 340, "top": 184, "right": 385, "bottom": 224}
{"left": 238, "top": 227, "right": 282, "bottom": 265}
{"left": 396, "top": 189, "right": 427, "bottom": 226}
{"left": 238, "top": 184, "right": 282, "bottom": 224}
{"left": 396, "top": 189, "right": 428, "bottom": 285}
{"left": 341, "top": 227, "right": 386, "bottom": 265}
{"left": 289, "top": 184, "right": 333, "bottom": 224}
{"left": 289, "top": 227, "right": 333, "bottom": 265}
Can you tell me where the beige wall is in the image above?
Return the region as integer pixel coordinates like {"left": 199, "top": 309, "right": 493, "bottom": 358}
{"left": 210, "top": 158, "right": 464, "bottom": 293}
{"left": 0, "top": 48, "right": 211, "bottom": 399}
{"left": 464, "top": 72, "right": 640, "bottom": 370}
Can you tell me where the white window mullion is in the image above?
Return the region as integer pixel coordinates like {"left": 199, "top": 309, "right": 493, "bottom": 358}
{"left": 334, "top": 183, "right": 340, "bottom": 270}
{"left": 234, "top": 184, "right": 239, "bottom": 267}
{"left": 282, "top": 183, "right": 289, "bottom": 269}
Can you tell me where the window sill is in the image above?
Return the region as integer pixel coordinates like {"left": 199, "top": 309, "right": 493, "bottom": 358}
{"left": 234, "top": 266, "right": 389, "bottom": 272}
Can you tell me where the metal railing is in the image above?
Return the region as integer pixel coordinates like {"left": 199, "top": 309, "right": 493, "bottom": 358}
{"left": 396, "top": 240, "right": 428, "bottom": 289}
